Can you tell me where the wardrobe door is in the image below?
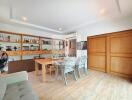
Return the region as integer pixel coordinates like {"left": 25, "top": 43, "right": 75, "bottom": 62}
{"left": 88, "top": 35, "right": 106, "bottom": 72}
{"left": 109, "top": 31, "right": 132, "bottom": 77}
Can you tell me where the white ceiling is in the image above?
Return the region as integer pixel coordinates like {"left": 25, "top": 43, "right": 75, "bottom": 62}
{"left": 0, "top": 0, "right": 132, "bottom": 34}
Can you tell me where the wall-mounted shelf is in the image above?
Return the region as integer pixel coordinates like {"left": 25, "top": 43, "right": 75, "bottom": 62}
{"left": 0, "top": 30, "right": 65, "bottom": 60}
{"left": 0, "top": 41, "right": 21, "bottom": 43}
{"left": 22, "top": 42, "right": 39, "bottom": 44}
{"left": 6, "top": 51, "right": 22, "bottom": 56}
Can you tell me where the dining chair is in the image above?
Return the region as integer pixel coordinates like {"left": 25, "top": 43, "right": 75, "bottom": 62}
{"left": 75, "top": 56, "right": 87, "bottom": 78}
{"left": 46, "top": 64, "right": 56, "bottom": 75}
{"left": 46, "top": 55, "right": 59, "bottom": 76}
{"left": 55, "top": 57, "right": 77, "bottom": 85}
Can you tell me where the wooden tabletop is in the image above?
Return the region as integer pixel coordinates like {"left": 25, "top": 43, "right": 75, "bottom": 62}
{"left": 34, "top": 58, "right": 63, "bottom": 65}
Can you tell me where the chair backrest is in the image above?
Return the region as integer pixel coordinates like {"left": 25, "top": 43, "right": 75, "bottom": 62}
{"left": 63, "top": 58, "right": 77, "bottom": 73}
{"left": 54, "top": 57, "right": 77, "bottom": 73}
{"left": 64, "top": 57, "right": 76, "bottom": 61}
{"left": 64, "top": 57, "right": 76, "bottom": 66}
{"left": 76, "top": 56, "right": 87, "bottom": 68}
{"left": 75, "top": 57, "right": 81, "bottom": 65}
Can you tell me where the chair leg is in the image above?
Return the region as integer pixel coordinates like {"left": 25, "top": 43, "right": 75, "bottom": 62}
{"left": 50, "top": 66, "right": 52, "bottom": 76}
{"left": 83, "top": 67, "right": 88, "bottom": 75}
{"left": 61, "top": 69, "right": 68, "bottom": 85}
{"left": 55, "top": 66, "right": 58, "bottom": 79}
{"left": 77, "top": 68, "right": 81, "bottom": 78}
{"left": 72, "top": 70, "right": 77, "bottom": 81}
{"left": 63, "top": 74, "right": 68, "bottom": 85}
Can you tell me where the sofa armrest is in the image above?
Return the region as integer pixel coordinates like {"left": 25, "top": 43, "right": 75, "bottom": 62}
{"left": 0, "top": 71, "right": 28, "bottom": 85}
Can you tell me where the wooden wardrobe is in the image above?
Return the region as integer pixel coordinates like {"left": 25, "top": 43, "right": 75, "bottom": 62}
{"left": 87, "top": 29, "right": 132, "bottom": 78}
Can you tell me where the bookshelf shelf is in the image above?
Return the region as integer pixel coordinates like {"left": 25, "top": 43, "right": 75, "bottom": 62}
{"left": 0, "top": 30, "right": 65, "bottom": 60}
{"left": 0, "top": 41, "right": 21, "bottom": 43}
{"left": 22, "top": 42, "right": 39, "bottom": 44}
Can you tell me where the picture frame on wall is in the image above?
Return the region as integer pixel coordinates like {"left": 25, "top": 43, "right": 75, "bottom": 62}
{"left": 77, "top": 41, "right": 87, "bottom": 50}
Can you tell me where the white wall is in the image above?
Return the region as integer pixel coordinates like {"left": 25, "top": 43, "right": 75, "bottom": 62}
{"left": 76, "top": 17, "right": 132, "bottom": 57}
{"left": 0, "top": 22, "right": 64, "bottom": 39}
{"left": 64, "top": 33, "right": 76, "bottom": 56}
{"left": 76, "top": 17, "right": 132, "bottom": 41}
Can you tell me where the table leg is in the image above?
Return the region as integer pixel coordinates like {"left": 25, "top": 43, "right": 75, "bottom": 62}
{"left": 55, "top": 65, "right": 58, "bottom": 79}
{"left": 35, "top": 62, "right": 39, "bottom": 76}
{"left": 42, "top": 64, "right": 46, "bottom": 82}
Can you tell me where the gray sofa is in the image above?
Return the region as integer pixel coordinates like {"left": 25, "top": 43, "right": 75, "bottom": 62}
{"left": 0, "top": 71, "right": 39, "bottom": 100}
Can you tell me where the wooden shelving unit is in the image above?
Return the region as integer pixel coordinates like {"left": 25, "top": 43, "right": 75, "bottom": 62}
{"left": 6, "top": 51, "right": 22, "bottom": 56}
{"left": 0, "top": 31, "right": 22, "bottom": 61}
{"left": 0, "top": 41, "right": 21, "bottom": 43}
{"left": 0, "top": 30, "right": 65, "bottom": 60}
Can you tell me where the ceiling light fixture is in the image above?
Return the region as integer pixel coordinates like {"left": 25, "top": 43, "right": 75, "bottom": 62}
{"left": 100, "top": 8, "right": 106, "bottom": 15}
{"left": 58, "top": 28, "right": 62, "bottom": 31}
{"left": 22, "top": 16, "right": 27, "bottom": 21}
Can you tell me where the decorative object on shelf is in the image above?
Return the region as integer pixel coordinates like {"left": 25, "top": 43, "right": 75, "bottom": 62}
{"left": 30, "top": 45, "right": 39, "bottom": 51}
{"left": 23, "top": 46, "right": 30, "bottom": 51}
{"left": 30, "top": 45, "right": 34, "bottom": 50}
{"left": 66, "top": 41, "right": 68, "bottom": 46}
{"left": 18, "top": 47, "right": 21, "bottom": 50}
{"left": 43, "top": 48, "right": 48, "bottom": 50}
{"left": 0, "top": 34, "right": 20, "bottom": 43}
{"left": 13, "top": 46, "right": 17, "bottom": 51}
{"left": 42, "top": 40, "right": 51, "bottom": 45}
{"left": 0, "top": 34, "right": 4, "bottom": 41}
{"left": 0, "top": 44, "right": 3, "bottom": 51}
{"left": 63, "top": 41, "right": 65, "bottom": 48}
{"left": 0, "top": 34, "right": 2, "bottom": 41}
{"left": 16, "top": 38, "right": 20, "bottom": 43}
{"left": 25, "top": 39, "right": 30, "bottom": 43}
{"left": 77, "top": 41, "right": 87, "bottom": 50}
{"left": 6, "top": 46, "right": 12, "bottom": 51}
{"left": 23, "top": 38, "right": 39, "bottom": 44}
{"left": 7, "top": 36, "right": 10, "bottom": 42}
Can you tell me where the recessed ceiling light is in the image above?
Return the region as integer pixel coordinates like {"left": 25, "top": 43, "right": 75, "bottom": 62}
{"left": 58, "top": 28, "right": 62, "bottom": 31}
{"left": 100, "top": 8, "right": 106, "bottom": 15}
{"left": 22, "top": 16, "right": 27, "bottom": 21}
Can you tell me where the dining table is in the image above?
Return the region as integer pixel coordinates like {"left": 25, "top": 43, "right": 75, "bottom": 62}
{"left": 34, "top": 58, "right": 63, "bottom": 82}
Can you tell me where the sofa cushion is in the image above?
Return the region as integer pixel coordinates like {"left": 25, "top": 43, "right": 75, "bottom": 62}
{"left": 0, "top": 80, "right": 7, "bottom": 100}
{"left": 3, "top": 81, "right": 38, "bottom": 100}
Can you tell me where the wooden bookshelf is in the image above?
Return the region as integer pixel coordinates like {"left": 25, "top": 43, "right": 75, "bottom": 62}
{"left": 6, "top": 51, "right": 22, "bottom": 56}
{"left": 0, "top": 30, "right": 65, "bottom": 60}
{"left": 41, "top": 50, "right": 52, "bottom": 54}
{"left": 51, "top": 50, "right": 65, "bottom": 54}
{"left": 0, "top": 41, "right": 21, "bottom": 43}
